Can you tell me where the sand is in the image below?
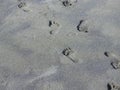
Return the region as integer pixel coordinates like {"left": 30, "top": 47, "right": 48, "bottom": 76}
{"left": 0, "top": 0, "right": 120, "bottom": 90}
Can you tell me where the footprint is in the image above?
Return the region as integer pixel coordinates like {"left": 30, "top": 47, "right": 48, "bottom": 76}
{"left": 18, "top": 2, "right": 26, "bottom": 8}
{"left": 59, "top": 0, "right": 77, "bottom": 7}
{"left": 62, "top": 47, "right": 73, "bottom": 56}
{"left": 104, "top": 51, "right": 120, "bottom": 69}
{"left": 107, "top": 82, "right": 120, "bottom": 90}
{"left": 111, "top": 60, "right": 120, "bottom": 69}
{"left": 17, "top": 1, "right": 30, "bottom": 12}
{"left": 48, "top": 20, "right": 60, "bottom": 35}
{"left": 62, "top": 47, "right": 79, "bottom": 63}
{"left": 104, "top": 51, "right": 119, "bottom": 59}
{"left": 48, "top": 20, "right": 59, "bottom": 28}
{"left": 77, "top": 20, "right": 88, "bottom": 33}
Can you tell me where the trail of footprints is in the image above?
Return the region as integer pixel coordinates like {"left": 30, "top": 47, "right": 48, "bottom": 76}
{"left": 104, "top": 51, "right": 120, "bottom": 90}
{"left": 104, "top": 51, "right": 120, "bottom": 69}
{"left": 8, "top": 0, "right": 120, "bottom": 90}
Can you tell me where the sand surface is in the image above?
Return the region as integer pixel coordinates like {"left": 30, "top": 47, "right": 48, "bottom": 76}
{"left": 0, "top": 0, "right": 120, "bottom": 90}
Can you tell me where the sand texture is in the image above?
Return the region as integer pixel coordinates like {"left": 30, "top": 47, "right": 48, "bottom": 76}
{"left": 0, "top": 0, "right": 120, "bottom": 90}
